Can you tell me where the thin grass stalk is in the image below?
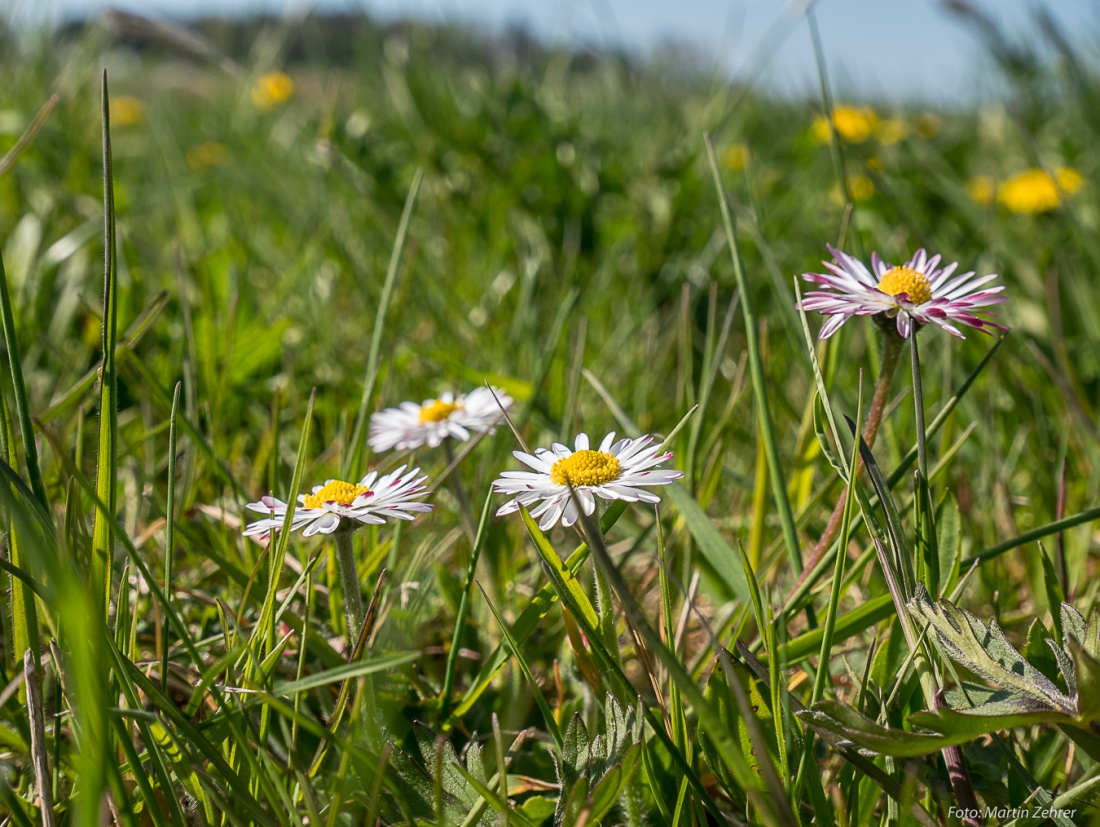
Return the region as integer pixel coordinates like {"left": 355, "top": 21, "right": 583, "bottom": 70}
{"left": 344, "top": 168, "right": 423, "bottom": 478}
{"left": 161, "top": 382, "right": 180, "bottom": 694}
{"left": 705, "top": 135, "right": 804, "bottom": 575}
{"left": 92, "top": 69, "right": 120, "bottom": 615}
{"left": 440, "top": 490, "right": 493, "bottom": 719}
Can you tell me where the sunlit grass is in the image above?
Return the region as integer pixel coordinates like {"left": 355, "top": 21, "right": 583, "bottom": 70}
{"left": 0, "top": 7, "right": 1098, "bottom": 824}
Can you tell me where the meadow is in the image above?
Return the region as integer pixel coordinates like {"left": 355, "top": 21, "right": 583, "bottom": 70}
{"left": 0, "top": 4, "right": 1099, "bottom": 825}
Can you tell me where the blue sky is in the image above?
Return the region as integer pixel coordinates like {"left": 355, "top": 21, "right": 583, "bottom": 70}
{"left": 20, "top": 0, "right": 1100, "bottom": 101}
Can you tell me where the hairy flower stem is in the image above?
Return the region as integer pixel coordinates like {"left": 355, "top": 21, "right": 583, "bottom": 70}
{"left": 797, "top": 331, "right": 904, "bottom": 587}
{"left": 334, "top": 529, "right": 364, "bottom": 639}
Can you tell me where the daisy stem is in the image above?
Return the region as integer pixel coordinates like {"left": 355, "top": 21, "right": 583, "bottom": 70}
{"left": 334, "top": 530, "right": 364, "bottom": 639}
{"left": 797, "top": 331, "right": 903, "bottom": 586}
{"left": 910, "top": 331, "right": 929, "bottom": 482}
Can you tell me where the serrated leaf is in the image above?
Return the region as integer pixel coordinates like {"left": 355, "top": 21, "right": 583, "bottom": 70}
{"left": 908, "top": 589, "right": 1075, "bottom": 714}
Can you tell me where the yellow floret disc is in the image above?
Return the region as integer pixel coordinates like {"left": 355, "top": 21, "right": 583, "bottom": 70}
{"left": 550, "top": 450, "right": 621, "bottom": 487}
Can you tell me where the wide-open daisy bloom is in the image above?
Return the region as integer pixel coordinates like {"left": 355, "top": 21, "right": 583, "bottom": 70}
{"left": 493, "top": 432, "right": 683, "bottom": 530}
{"left": 369, "top": 386, "right": 513, "bottom": 453}
{"left": 243, "top": 465, "right": 432, "bottom": 542}
{"left": 800, "top": 246, "right": 1007, "bottom": 339}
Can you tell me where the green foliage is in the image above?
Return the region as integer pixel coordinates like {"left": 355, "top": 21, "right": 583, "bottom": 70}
{"left": 2, "top": 5, "right": 1100, "bottom": 824}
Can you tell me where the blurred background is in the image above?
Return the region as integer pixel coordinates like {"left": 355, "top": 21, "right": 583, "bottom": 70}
{"left": 17, "top": 0, "right": 1100, "bottom": 101}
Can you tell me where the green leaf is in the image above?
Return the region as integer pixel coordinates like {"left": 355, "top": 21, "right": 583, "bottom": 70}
{"left": 91, "top": 68, "right": 120, "bottom": 615}
{"left": 270, "top": 651, "right": 420, "bottom": 694}
{"left": 908, "top": 588, "right": 1075, "bottom": 714}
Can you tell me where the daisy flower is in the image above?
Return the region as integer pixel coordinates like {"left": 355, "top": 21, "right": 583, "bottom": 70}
{"left": 493, "top": 432, "right": 683, "bottom": 530}
{"left": 368, "top": 386, "right": 513, "bottom": 453}
{"left": 243, "top": 465, "right": 432, "bottom": 542}
{"left": 800, "top": 246, "right": 1007, "bottom": 339}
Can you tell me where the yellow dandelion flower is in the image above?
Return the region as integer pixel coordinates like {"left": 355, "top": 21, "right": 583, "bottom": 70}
{"left": 998, "top": 168, "right": 1083, "bottom": 214}
{"left": 110, "top": 96, "right": 144, "bottom": 127}
{"left": 813, "top": 105, "right": 878, "bottom": 144}
{"left": 966, "top": 176, "right": 995, "bottom": 207}
{"left": 186, "top": 141, "right": 229, "bottom": 171}
{"left": 724, "top": 143, "right": 749, "bottom": 172}
{"left": 876, "top": 118, "right": 907, "bottom": 146}
{"left": 252, "top": 71, "right": 295, "bottom": 111}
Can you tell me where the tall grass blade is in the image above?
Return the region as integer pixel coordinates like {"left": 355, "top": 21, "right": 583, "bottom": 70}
{"left": 705, "top": 134, "right": 803, "bottom": 575}
{"left": 92, "top": 68, "right": 120, "bottom": 614}
{"left": 345, "top": 168, "right": 423, "bottom": 478}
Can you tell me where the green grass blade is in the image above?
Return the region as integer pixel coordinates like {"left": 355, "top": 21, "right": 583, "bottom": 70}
{"left": 0, "top": 249, "right": 47, "bottom": 513}
{"left": 92, "top": 68, "right": 120, "bottom": 614}
{"left": 0, "top": 94, "right": 58, "bottom": 179}
{"left": 571, "top": 495, "right": 785, "bottom": 825}
{"left": 270, "top": 651, "right": 419, "bottom": 694}
{"left": 445, "top": 500, "right": 628, "bottom": 725}
{"left": 161, "top": 382, "right": 181, "bottom": 695}
{"left": 344, "top": 168, "right": 424, "bottom": 478}
{"left": 705, "top": 135, "right": 803, "bottom": 575}
{"left": 477, "top": 581, "right": 563, "bottom": 753}
{"left": 253, "top": 388, "right": 316, "bottom": 666}
{"left": 440, "top": 489, "right": 493, "bottom": 717}
{"left": 0, "top": 384, "right": 38, "bottom": 671}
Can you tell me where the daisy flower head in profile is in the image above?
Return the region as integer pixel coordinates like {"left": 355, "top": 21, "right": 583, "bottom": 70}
{"left": 800, "top": 246, "right": 1007, "bottom": 339}
{"left": 242, "top": 465, "right": 432, "bottom": 542}
{"left": 493, "top": 432, "right": 684, "bottom": 530}
{"left": 368, "top": 386, "right": 513, "bottom": 453}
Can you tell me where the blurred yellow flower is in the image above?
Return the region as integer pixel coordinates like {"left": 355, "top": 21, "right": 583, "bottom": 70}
{"left": 186, "top": 141, "right": 230, "bottom": 171}
{"left": 997, "top": 168, "right": 1083, "bottom": 214}
{"left": 849, "top": 175, "right": 874, "bottom": 200}
{"left": 252, "top": 71, "right": 295, "bottom": 111}
{"left": 110, "top": 96, "right": 144, "bottom": 127}
{"left": 966, "top": 176, "right": 995, "bottom": 207}
{"left": 915, "top": 113, "right": 942, "bottom": 139}
{"left": 830, "top": 175, "right": 875, "bottom": 205}
{"left": 724, "top": 143, "right": 749, "bottom": 172}
{"left": 812, "top": 106, "right": 878, "bottom": 144}
{"left": 866, "top": 156, "right": 884, "bottom": 172}
{"left": 876, "top": 119, "right": 907, "bottom": 146}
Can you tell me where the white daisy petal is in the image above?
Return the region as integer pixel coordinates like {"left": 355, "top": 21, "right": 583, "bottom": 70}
{"left": 368, "top": 386, "right": 513, "bottom": 453}
{"left": 800, "top": 246, "right": 1007, "bottom": 339}
{"left": 491, "top": 431, "right": 684, "bottom": 529}
{"left": 242, "top": 466, "right": 432, "bottom": 541}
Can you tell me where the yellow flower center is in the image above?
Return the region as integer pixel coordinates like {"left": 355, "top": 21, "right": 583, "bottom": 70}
{"left": 550, "top": 450, "right": 621, "bottom": 487}
{"left": 303, "top": 480, "right": 369, "bottom": 509}
{"left": 419, "top": 399, "right": 462, "bottom": 423}
{"left": 877, "top": 266, "right": 932, "bottom": 305}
